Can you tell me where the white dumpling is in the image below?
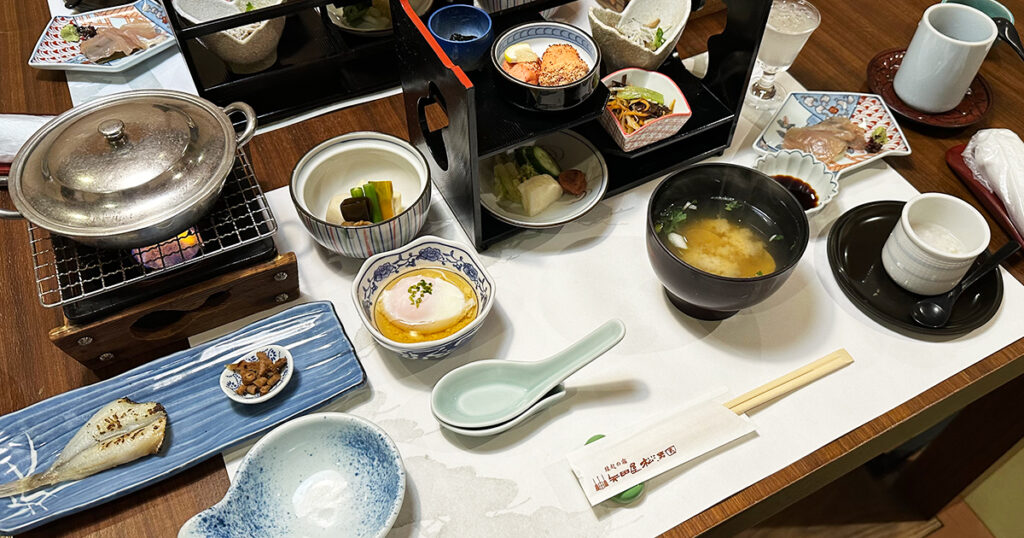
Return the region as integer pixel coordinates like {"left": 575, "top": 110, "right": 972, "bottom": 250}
{"left": 518, "top": 174, "right": 563, "bottom": 217}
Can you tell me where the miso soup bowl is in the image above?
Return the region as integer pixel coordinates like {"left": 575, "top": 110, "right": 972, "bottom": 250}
{"left": 291, "top": 132, "right": 431, "bottom": 259}
{"left": 351, "top": 236, "right": 495, "bottom": 360}
{"left": 646, "top": 163, "right": 810, "bottom": 320}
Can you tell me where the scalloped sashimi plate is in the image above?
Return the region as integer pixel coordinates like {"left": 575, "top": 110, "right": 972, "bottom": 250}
{"left": 29, "top": 0, "right": 174, "bottom": 73}
{"left": 0, "top": 301, "right": 365, "bottom": 534}
{"left": 753, "top": 91, "right": 912, "bottom": 175}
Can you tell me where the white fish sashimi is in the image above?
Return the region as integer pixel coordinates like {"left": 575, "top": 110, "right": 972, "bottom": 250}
{"left": 0, "top": 398, "right": 167, "bottom": 497}
{"left": 80, "top": 24, "right": 161, "bottom": 63}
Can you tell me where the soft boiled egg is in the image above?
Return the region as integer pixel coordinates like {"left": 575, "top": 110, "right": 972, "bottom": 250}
{"left": 373, "top": 268, "right": 478, "bottom": 343}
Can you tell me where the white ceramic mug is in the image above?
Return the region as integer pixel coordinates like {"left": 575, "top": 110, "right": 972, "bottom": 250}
{"left": 892, "top": 3, "right": 997, "bottom": 113}
{"left": 882, "top": 193, "right": 990, "bottom": 295}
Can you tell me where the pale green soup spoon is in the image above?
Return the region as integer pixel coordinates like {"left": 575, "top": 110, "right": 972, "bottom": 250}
{"left": 430, "top": 319, "right": 626, "bottom": 429}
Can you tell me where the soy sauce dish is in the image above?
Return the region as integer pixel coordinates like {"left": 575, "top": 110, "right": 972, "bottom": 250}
{"left": 491, "top": 21, "right": 602, "bottom": 111}
{"left": 646, "top": 163, "right": 810, "bottom": 320}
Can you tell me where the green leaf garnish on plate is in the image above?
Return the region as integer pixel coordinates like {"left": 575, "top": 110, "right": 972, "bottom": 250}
{"left": 60, "top": 23, "right": 80, "bottom": 43}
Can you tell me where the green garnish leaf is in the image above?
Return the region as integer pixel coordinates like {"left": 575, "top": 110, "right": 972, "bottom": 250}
{"left": 870, "top": 126, "right": 888, "bottom": 145}
{"left": 245, "top": 1, "right": 254, "bottom": 11}
{"left": 60, "top": 23, "right": 80, "bottom": 43}
{"left": 769, "top": 234, "right": 784, "bottom": 242}
{"left": 610, "top": 85, "right": 665, "bottom": 105}
{"left": 755, "top": 271, "right": 764, "bottom": 276}
{"left": 408, "top": 279, "right": 433, "bottom": 307}
{"left": 724, "top": 200, "right": 741, "bottom": 211}
{"left": 649, "top": 27, "right": 665, "bottom": 51}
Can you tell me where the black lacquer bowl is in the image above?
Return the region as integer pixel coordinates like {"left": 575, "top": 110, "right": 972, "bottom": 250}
{"left": 490, "top": 21, "right": 601, "bottom": 111}
{"left": 646, "top": 163, "right": 810, "bottom": 320}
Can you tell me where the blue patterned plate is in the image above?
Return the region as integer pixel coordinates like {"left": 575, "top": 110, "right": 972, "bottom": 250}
{"left": 179, "top": 413, "right": 404, "bottom": 538}
{"left": 219, "top": 344, "right": 294, "bottom": 404}
{"left": 29, "top": 0, "right": 174, "bottom": 73}
{"left": 0, "top": 301, "right": 365, "bottom": 534}
{"left": 352, "top": 236, "right": 495, "bottom": 360}
{"left": 753, "top": 91, "right": 912, "bottom": 175}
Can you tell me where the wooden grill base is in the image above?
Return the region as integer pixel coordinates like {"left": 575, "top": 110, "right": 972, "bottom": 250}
{"left": 49, "top": 253, "right": 300, "bottom": 372}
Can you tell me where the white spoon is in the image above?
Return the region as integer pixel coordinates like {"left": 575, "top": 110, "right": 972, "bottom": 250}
{"left": 430, "top": 319, "right": 626, "bottom": 429}
{"left": 436, "top": 385, "right": 567, "bottom": 437}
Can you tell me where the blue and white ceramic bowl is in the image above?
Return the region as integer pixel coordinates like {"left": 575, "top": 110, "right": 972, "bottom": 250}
{"left": 291, "top": 132, "right": 431, "bottom": 258}
{"left": 351, "top": 235, "right": 495, "bottom": 360}
{"left": 491, "top": 21, "right": 601, "bottom": 111}
{"left": 219, "top": 344, "right": 294, "bottom": 404}
{"left": 179, "top": 413, "right": 405, "bottom": 538}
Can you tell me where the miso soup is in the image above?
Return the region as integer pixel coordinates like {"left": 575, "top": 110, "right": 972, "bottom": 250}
{"left": 654, "top": 198, "right": 785, "bottom": 278}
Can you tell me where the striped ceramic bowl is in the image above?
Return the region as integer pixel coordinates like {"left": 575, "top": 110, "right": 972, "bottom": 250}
{"left": 290, "top": 132, "right": 431, "bottom": 258}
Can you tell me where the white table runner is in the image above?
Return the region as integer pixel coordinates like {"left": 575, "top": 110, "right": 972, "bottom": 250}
{"left": 189, "top": 90, "right": 1024, "bottom": 536}
{"left": 38, "top": 2, "right": 1024, "bottom": 535}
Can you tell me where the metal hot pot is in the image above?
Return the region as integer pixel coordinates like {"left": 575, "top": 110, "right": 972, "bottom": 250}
{"left": 1, "top": 90, "right": 256, "bottom": 249}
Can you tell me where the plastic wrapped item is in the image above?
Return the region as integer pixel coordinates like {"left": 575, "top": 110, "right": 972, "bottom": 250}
{"left": 962, "top": 129, "right": 1024, "bottom": 240}
{"left": 0, "top": 115, "right": 53, "bottom": 163}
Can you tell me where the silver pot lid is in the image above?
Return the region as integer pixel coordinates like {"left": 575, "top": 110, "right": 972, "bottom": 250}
{"left": 10, "top": 90, "right": 256, "bottom": 240}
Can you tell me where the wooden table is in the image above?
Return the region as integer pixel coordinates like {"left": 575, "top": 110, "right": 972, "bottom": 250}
{"left": 1, "top": 0, "right": 1022, "bottom": 535}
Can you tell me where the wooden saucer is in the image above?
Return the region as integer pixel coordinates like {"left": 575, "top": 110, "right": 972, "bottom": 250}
{"left": 867, "top": 48, "right": 991, "bottom": 129}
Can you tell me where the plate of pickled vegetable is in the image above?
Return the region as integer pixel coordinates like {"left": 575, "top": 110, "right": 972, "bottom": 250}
{"left": 479, "top": 130, "right": 608, "bottom": 228}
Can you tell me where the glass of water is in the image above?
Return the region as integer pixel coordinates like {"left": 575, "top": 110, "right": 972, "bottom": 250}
{"left": 749, "top": 0, "right": 821, "bottom": 109}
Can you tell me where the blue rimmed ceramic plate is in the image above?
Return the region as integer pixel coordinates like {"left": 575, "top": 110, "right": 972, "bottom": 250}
{"left": 753, "top": 91, "right": 912, "bottom": 175}
{"left": 0, "top": 301, "right": 365, "bottom": 534}
{"left": 179, "top": 413, "right": 405, "bottom": 538}
{"left": 480, "top": 129, "right": 609, "bottom": 228}
{"left": 219, "top": 344, "right": 294, "bottom": 404}
{"left": 29, "top": 0, "right": 174, "bottom": 73}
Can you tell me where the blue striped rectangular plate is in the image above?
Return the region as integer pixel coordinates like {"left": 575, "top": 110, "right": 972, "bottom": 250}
{"left": 0, "top": 301, "right": 365, "bottom": 534}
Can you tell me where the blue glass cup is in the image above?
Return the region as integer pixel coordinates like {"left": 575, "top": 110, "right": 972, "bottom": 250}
{"left": 428, "top": 4, "right": 494, "bottom": 70}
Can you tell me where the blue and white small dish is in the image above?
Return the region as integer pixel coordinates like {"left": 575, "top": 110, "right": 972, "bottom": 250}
{"left": 753, "top": 91, "right": 911, "bottom": 176}
{"left": 428, "top": 4, "right": 493, "bottom": 70}
{"left": 29, "top": 0, "right": 174, "bottom": 73}
{"left": 491, "top": 21, "right": 602, "bottom": 111}
{"left": 351, "top": 235, "right": 495, "bottom": 360}
{"left": 754, "top": 150, "right": 839, "bottom": 217}
{"left": 219, "top": 344, "right": 294, "bottom": 404}
{"left": 179, "top": 413, "right": 405, "bottom": 538}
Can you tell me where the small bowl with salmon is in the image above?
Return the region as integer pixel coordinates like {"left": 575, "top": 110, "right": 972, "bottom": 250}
{"left": 491, "top": 21, "right": 602, "bottom": 111}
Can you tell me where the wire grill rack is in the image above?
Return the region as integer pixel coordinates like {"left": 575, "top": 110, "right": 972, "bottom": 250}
{"left": 29, "top": 150, "right": 278, "bottom": 308}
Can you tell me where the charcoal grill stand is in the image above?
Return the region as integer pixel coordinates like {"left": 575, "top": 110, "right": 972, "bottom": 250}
{"left": 29, "top": 150, "right": 300, "bottom": 372}
{"left": 49, "top": 253, "right": 299, "bottom": 372}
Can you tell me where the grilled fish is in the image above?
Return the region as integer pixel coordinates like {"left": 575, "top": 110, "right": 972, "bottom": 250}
{"left": 0, "top": 398, "right": 167, "bottom": 497}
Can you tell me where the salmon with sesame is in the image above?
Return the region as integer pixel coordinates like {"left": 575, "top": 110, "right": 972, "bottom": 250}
{"left": 538, "top": 44, "right": 589, "bottom": 87}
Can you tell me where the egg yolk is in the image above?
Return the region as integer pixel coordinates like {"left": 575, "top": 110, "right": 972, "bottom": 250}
{"left": 373, "top": 268, "right": 477, "bottom": 344}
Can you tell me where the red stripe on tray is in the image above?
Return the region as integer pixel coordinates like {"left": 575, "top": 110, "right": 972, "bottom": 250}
{"left": 946, "top": 144, "right": 1024, "bottom": 246}
{"left": 399, "top": 0, "right": 473, "bottom": 89}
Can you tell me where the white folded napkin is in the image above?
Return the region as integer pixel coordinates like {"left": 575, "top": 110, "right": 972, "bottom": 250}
{"left": 0, "top": 115, "right": 54, "bottom": 163}
{"left": 963, "top": 129, "right": 1024, "bottom": 239}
